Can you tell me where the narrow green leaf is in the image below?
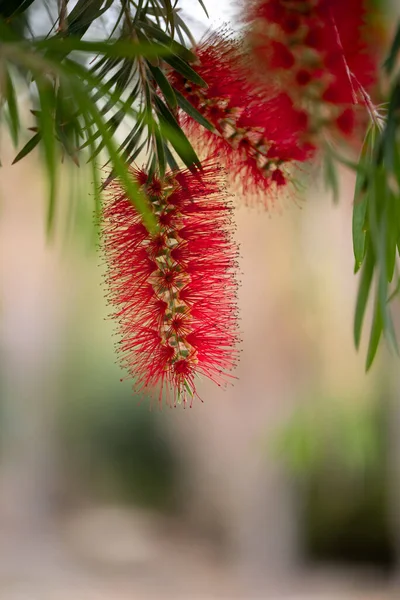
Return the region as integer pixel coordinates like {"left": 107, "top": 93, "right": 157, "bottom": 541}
{"left": 154, "top": 123, "right": 166, "bottom": 177}
{"left": 92, "top": 56, "right": 121, "bottom": 79}
{"left": 36, "top": 79, "right": 57, "bottom": 236}
{"left": 61, "top": 57, "right": 138, "bottom": 120}
{"left": 138, "top": 20, "right": 197, "bottom": 63}
{"left": 323, "top": 149, "right": 339, "bottom": 204}
{"left": 148, "top": 64, "right": 177, "bottom": 109}
{"left": 352, "top": 125, "right": 377, "bottom": 269}
{"left": 55, "top": 85, "right": 80, "bottom": 162}
{"left": 354, "top": 245, "right": 374, "bottom": 349}
{"left": 116, "top": 115, "right": 145, "bottom": 154}
{"left": 80, "top": 113, "right": 102, "bottom": 243}
{"left": 196, "top": 0, "right": 209, "bottom": 18}
{"left": 12, "top": 132, "right": 41, "bottom": 164}
{"left": 4, "top": 69, "right": 20, "bottom": 146}
{"left": 91, "top": 157, "right": 101, "bottom": 222}
{"left": 366, "top": 296, "right": 383, "bottom": 371}
{"left": 353, "top": 196, "right": 368, "bottom": 272}
{"left": 35, "top": 38, "right": 170, "bottom": 60}
{"left": 384, "top": 20, "right": 400, "bottom": 74}
{"left": 164, "top": 143, "right": 178, "bottom": 170}
{"left": 386, "top": 192, "right": 397, "bottom": 283}
{"left": 126, "top": 139, "right": 147, "bottom": 165}
{"left": 173, "top": 12, "right": 196, "bottom": 48}
{"left": 174, "top": 88, "right": 214, "bottom": 132}
{"left": 71, "top": 81, "right": 156, "bottom": 231}
{"left": 88, "top": 110, "right": 125, "bottom": 162}
{"left": 115, "top": 122, "right": 144, "bottom": 160}
{"left": 154, "top": 96, "right": 200, "bottom": 169}
{"left": 163, "top": 54, "right": 207, "bottom": 88}
{"left": 159, "top": 0, "right": 175, "bottom": 37}
{"left": 66, "top": 0, "right": 113, "bottom": 37}
{"left": 384, "top": 304, "right": 398, "bottom": 355}
{"left": 383, "top": 104, "right": 398, "bottom": 173}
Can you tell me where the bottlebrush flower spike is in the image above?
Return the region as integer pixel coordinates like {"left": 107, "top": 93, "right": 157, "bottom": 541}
{"left": 101, "top": 163, "right": 239, "bottom": 407}
{"left": 244, "top": 0, "right": 380, "bottom": 143}
{"left": 166, "top": 32, "right": 314, "bottom": 207}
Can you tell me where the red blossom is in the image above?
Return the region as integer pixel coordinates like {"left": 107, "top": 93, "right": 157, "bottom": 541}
{"left": 101, "top": 164, "right": 239, "bottom": 407}
{"left": 243, "top": 0, "right": 380, "bottom": 144}
{"left": 269, "top": 41, "right": 295, "bottom": 69}
{"left": 335, "top": 107, "right": 356, "bottom": 136}
{"left": 167, "top": 33, "right": 313, "bottom": 206}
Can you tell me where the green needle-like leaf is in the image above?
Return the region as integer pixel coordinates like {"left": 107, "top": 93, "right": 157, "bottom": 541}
{"left": 354, "top": 245, "right": 374, "bottom": 350}
{"left": 4, "top": 69, "right": 20, "bottom": 146}
{"left": 37, "top": 79, "right": 58, "bottom": 236}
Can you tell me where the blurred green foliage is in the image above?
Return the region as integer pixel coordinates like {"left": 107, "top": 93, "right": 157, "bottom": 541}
{"left": 272, "top": 394, "right": 395, "bottom": 567}
{"left": 60, "top": 388, "right": 177, "bottom": 510}
{"left": 272, "top": 398, "right": 383, "bottom": 475}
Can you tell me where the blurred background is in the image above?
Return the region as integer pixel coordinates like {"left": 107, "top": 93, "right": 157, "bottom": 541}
{"left": 1, "top": 1, "right": 400, "bottom": 599}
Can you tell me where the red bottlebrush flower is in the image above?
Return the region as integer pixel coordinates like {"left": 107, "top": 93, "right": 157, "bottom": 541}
{"left": 269, "top": 40, "right": 295, "bottom": 70}
{"left": 167, "top": 33, "right": 313, "bottom": 206}
{"left": 271, "top": 168, "right": 286, "bottom": 186}
{"left": 335, "top": 107, "right": 356, "bottom": 136}
{"left": 243, "top": 0, "right": 380, "bottom": 145}
{"left": 101, "top": 164, "right": 239, "bottom": 407}
{"left": 296, "top": 69, "right": 312, "bottom": 87}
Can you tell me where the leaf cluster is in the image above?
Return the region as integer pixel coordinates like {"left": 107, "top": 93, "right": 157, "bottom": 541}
{"left": 351, "top": 22, "right": 400, "bottom": 369}
{"left": 0, "top": 0, "right": 210, "bottom": 233}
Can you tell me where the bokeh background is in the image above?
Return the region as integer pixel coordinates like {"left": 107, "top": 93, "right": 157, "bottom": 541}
{"left": 0, "top": 1, "right": 400, "bottom": 599}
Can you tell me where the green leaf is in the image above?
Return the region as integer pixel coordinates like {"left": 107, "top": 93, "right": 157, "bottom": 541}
{"left": 36, "top": 79, "right": 58, "bottom": 236}
{"left": 366, "top": 296, "right": 383, "bottom": 371}
{"left": 173, "top": 12, "right": 196, "bottom": 48}
{"left": 323, "top": 149, "right": 339, "bottom": 204}
{"left": 383, "top": 88, "right": 399, "bottom": 173}
{"left": 174, "top": 88, "right": 214, "bottom": 132}
{"left": 35, "top": 38, "right": 170, "bottom": 61}
{"left": 385, "top": 192, "right": 397, "bottom": 283}
{"left": 71, "top": 79, "right": 156, "bottom": 232}
{"left": 163, "top": 54, "right": 207, "bottom": 88}
{"left": 158, "top": 0, "right": 175, "bottom": 36}
{"left": 66, "top": 0, "right": 113, "bottom": 38}
{"left": 87, "top": 110, "right": 125, "bottom": 162}
{"left": 352, "top": 194, "right": 368, "bottom": 272}
{"left": 90, "top": 156, "right": 101, "bottom": 224}
{"left": 164, "top": 143, "right": 179, "bottom": 170}
{"left": 126, "top": 139, "right": 147, "bottom": 164}
{"left": 154, "top": 96, "right": 201, "bottom": 170}
{"left": 5, "top": 69, "right": 20, "bottom": 147}
{"left": 195, "top": 0, "right": 209, "bottom": 17}
{"left": 384, "top": 20, "right": 400, "bottom": 74}
{"left": 78, "top": 119, "right": 102, "bottom": 246}
{"left": 138, "top": 20, "right": 197, "bottom": 63}
{"left": 12, "top": 132, "right": 41, "bottom": 164}
{"left": 55, "top": 85, "right": 80, "bottom": 163}
{"left": 148, "top": 64, "right": 177, "bottom": 109}
{"left": 153, "top": 122, "right": 166, "bottom": 177}
{"left": 106, "top": 118, "right": 145, "bottom": 163}
{"left": 354, "top": 245, "right": 374, "bottom": 349}
{"left": 352, "top": 125, "right": 377, "bottom": 270}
